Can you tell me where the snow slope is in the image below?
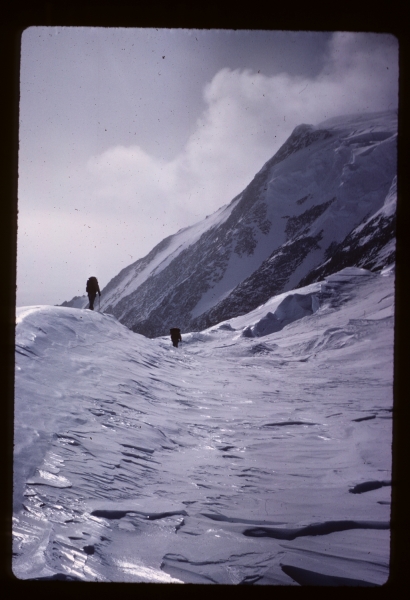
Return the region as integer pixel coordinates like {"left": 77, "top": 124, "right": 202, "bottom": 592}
{"left": 299, "top": 176, "right": 397, "bottom": 286}
{"left": 62, "top": 110, "right": 396, "bottom": 338}
{"left": 90, "top": 199, "right": 240, "bottom": 317}
{"left": 14, "top": 266, "right": 394, "bottom": 584}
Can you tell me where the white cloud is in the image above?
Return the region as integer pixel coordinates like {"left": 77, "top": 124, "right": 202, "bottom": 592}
{"left": 86, "top": 32, "right": 398, "bottom": 220}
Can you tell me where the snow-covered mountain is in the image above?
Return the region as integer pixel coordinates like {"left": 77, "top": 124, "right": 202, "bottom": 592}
{"left": 63, "top": 110, "right": 397, "bottom": 337}
{"left": 60, "top": 295, "right": 88, "bottom": 309}
{"left": 299, "top": 175, "right": 397, "bottom": 287}
{"left": 14, "top": 266, "right": 394, "bottom": 584}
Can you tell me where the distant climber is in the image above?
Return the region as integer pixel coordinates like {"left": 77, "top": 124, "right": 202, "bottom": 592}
{"left": 170, "top": 328, "right": 182, "bottom": 348}
{"left": 86, "top": 276, "right": 101, "bottom": 310}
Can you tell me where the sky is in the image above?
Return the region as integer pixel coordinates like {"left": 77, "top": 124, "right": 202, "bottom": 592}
{"left": 17, "top": 28, "right": 398, "bottom": 307}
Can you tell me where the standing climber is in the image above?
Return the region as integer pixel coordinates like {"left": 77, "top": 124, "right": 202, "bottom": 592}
{"left": 86, "top": 276, "right": 101, "bottom": 310}
{"left": 170, "top": 328, "right": 182, "bottom": 348}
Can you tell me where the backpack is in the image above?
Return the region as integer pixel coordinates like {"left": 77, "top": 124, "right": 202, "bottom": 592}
{"left": 86, "top": 276, "right": 98, "bottom": 293}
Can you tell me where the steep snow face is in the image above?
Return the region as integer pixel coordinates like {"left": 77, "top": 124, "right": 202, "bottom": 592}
{"left": 188, "top": 113, "right": 396, "bottom": 331}
{"left": 97, "top": 199, "right": 241, "bottom": 313}
{"left": 298, "top": 176, "right": 397, "bottom": 286}
{"left": 63, "top": 110, "right": 396, "bottom": 337}
{"left": 14, "top": 267, "right": 394, "bottom": 584}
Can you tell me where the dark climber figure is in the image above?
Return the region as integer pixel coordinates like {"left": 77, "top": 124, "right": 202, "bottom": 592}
{"left": 170, "top": 328, "right": 182, "bottom": 348}
{"left": 86, "top": 276, "right": 101, "bottom": 310}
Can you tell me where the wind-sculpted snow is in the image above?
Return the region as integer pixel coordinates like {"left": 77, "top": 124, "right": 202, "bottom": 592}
{"left": 349, "top": 481, "right": 391, "bottom": 494}
{"left": 14, "top": 268, "right": 394, "bottom": 584}
{"left": 242, "top": 292, "right": 319, "bottom": 338}
{"left": 242, "top": 520, "right": 389, "bottom": 540}
{"left": 280, "top": 564, "right": 378, "bottom": 587}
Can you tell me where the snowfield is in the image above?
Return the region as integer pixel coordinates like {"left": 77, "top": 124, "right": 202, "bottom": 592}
{"left": 13, "top": 267, "right": 394, "bottom": 585}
